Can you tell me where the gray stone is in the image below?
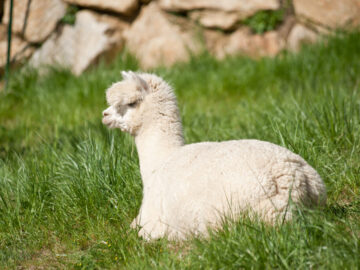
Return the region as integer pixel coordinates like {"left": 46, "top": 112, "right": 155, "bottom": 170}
{"left": 124, "top": 2, "right": 201, "bottom": 69}
{"left": 0, "top": 24, "right": 34, "bottom": 71}
{"left": 189, "top": 10, "right": 240, "bottom": 31}
{"left": 293, "top": 0, "right": 360, "bottom": 29}
{"left": 3, "top": 0, "right": 66, "bottom": 43}
{"left": 159, "top": 0, "right": 280, "bottom": 17}
{"left": 30, "top": 10, "right": 128, "bottom": 75}
{"left": 64, "top": 0, "right": 138, "bottom": 16}
{"left": 205, "top": 27, "right": 285, "bottom": 59}
{"left": 287, "top": 23, "right": 318, "bottom": 52}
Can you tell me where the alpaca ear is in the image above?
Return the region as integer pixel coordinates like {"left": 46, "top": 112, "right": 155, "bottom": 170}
{"left": 129, "top": 71, "right": 149, "bottom": 92}
{"left": 121, "top": 71, "right": 131, "bottom": 80}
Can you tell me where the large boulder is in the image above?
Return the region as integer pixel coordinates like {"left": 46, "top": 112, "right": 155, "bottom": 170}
{"left": 293, "top": 0, "right": 360, "bottom": 29}
{"left": 0, "top": 24, "right": 34, "bottom": 72}
{"left": 30, "top": 10, "right": 128, "bottom": 75}
{"left": 286, "top": 24, "right": 318, "bottom": 52}
{"left": 63, "top": 0, "right": 138, "bottom": 16}
{"left": 159, "top": 0, "right": 280, "bottom": 17}
{"left": 205, "top": 27, "right": 285, "bottom": 59}
{"left": 124, "top": 2, "right": 201, "bottom": 69}
{"left": 3, "top": 0, "right": 66, "bottom": 43}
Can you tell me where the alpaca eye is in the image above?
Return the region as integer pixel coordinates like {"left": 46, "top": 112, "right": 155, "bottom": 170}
{"left": 128, "top": 101, "right": 138, "bottom": 108}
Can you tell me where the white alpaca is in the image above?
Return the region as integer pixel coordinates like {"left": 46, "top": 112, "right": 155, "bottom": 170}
{"left": 102, "top": 71, "right": 327, "bottom": 240}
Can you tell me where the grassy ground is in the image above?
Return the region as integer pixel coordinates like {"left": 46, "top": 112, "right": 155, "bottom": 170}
{"left": 0, "top": 32, "right": 359, "bottom": 269}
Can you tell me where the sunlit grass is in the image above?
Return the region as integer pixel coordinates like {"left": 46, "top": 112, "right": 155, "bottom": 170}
{"left": 0, "top": 32, "right": 359, "bottom": 268}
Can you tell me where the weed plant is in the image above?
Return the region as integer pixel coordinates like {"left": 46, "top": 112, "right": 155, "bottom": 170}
{"left": 243, "top": 9, "right": 284, "bottom": 34}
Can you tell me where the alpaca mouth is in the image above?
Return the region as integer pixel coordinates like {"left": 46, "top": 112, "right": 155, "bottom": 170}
{"left": 102, "top": 117, "right": 113, "bottom": 127}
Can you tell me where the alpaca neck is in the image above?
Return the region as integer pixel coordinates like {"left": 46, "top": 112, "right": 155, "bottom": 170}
{"left": 135, "top": 121, "right": 184, "bottom": 181}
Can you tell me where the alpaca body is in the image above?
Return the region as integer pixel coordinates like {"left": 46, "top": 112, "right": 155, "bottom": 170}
{"left": 102, "top": 71, "right": 327, "bottom": 240}
{"left": 134, "top": 140, "right": 325, "bottom": 239}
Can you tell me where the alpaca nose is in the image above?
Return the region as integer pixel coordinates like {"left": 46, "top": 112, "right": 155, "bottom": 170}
{"left": 103, "top": 111, "right": 109, "bottom": 117}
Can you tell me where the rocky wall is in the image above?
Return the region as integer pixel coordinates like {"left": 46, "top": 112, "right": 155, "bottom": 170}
{"left": 1, "top": 0, "right": 360, "bottom": 75}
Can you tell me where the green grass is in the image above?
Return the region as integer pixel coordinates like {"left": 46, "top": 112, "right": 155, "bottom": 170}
{"left": 242, "top": 9, "right": 284, "bottom": 34}
{"left": 0, "top": 32, "right": 360, "bottom": 269}
{"left": 60, "top": 5, "right": 79, "bottom": 26}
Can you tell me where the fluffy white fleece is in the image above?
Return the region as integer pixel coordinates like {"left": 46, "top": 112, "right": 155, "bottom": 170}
{"left": 102, "top": 71, "right": 327, "bottom": 240}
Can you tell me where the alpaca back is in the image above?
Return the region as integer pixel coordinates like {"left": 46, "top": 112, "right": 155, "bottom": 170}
{"left": 141, "top": 139, "right": 326, "bottom": 237}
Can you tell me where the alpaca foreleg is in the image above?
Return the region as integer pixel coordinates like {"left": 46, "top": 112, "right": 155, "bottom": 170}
{"left": 138, "top": 220, "right": 168, "bottom": 240}
{"left": 130, "top": 217, "right": 139, "bottom": 229}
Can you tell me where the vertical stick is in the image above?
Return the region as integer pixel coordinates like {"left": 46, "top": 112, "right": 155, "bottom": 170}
{"left": 5, "top": 0, "right": 14, "bottom": 90}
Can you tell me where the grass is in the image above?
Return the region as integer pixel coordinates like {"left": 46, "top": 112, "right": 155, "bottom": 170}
{"left": 0, "top": 32, "right": 359, "bottom": 269}
{"left": 242, "top": 9, "right": 284, "bottom": 34}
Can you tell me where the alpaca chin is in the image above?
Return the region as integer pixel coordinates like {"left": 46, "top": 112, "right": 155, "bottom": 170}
{"left": 102, "top": 117, "right": 112, "bottom": 126}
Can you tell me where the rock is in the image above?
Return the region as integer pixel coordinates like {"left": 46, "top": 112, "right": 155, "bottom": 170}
{"left": 189, "top": 10, "right": 239, "bottom": 31}
{"left": 287, "top": 23, "right": 318, "bottom": 52}
{"left": 261, "top": 31, "right": 285, "bottom": 57}
{"left": 0, "top": 24, "right": 34, "bottom": 71}
{"left": 205, "top": 27, "right": 285, "bottom": 59}
{"left": 30, "top": 10, "right": 128, "bottom": 75}
{"left": 204, "top": 30, "right": 226, "bottom": 57}
{"left": 63, "top": 0, "right": 138, "bottom": 16}
{"left": 3, "top": 0, "right": 66, "bottom": 43}
{"left": 124, "top": 2, "right": 201, "bottom": 69}
{"left": 159, "top": 0, "right": 280, "bottom": 17}
{"left": 293, "top": 0, "right": 360, "bottom": 29}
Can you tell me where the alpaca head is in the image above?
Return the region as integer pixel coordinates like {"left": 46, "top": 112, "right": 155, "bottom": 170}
{"left": 102, "top": 71, "right": 149, "bottom": 135}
